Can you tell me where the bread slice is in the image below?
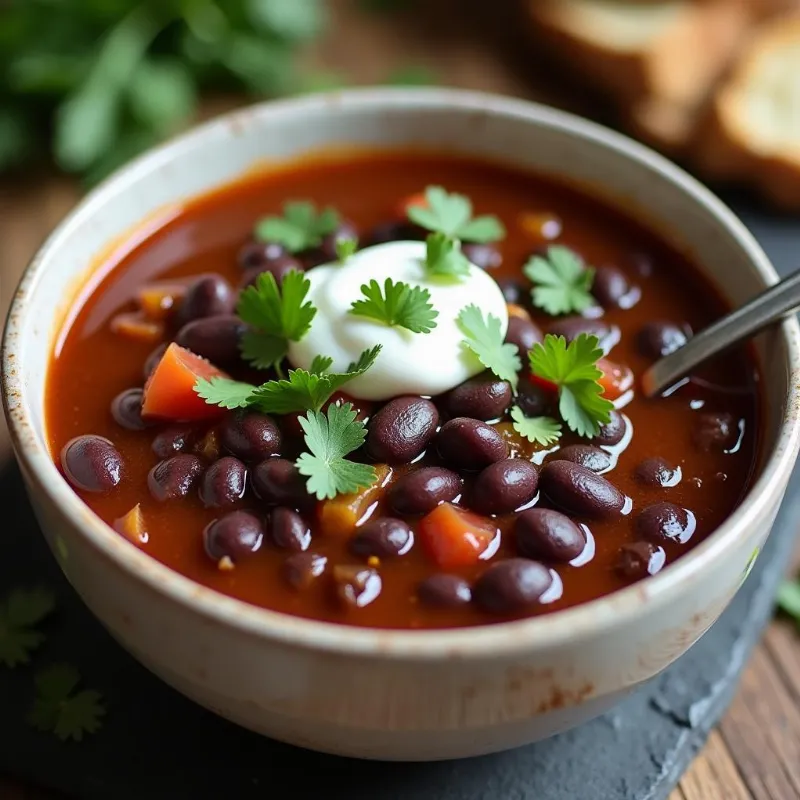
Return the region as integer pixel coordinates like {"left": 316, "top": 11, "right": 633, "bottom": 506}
{"left": 696, "top": 12, "right": 800, "bottom": 208}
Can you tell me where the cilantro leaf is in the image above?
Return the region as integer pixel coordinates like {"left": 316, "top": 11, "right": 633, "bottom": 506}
{"left": 528, "top": 334, "right": 613, "bottom": 438}
{"left": 335, "top": 237, "right": 357, "bottom": 262}
{"left": 0, "top": 587, "right": 55, "bottom": 668}
{"left": 510, "top": 406, "right": 562, "bottom": 446}
{"left": 27, "top": 664, "right": 105, "bottom": 742}
{"left": 254, "top": 200, "right": 339, "bottom": 253}
{"left": 249, "top": 345, "right": 381, "bottom": 414}
{"left": 408, "top": 186, "right": 505, "bottom": 243}
{"left": 777, "top": 580, "right": 800, "bottom": 623}
{"left": 237, "top": 269, "right": 316, "bottom": 369}
{"left": 457, "top": 305, "right": 521, "bottom": 390}
{"left": 349, "top": 278, "right": 438, "bottom": 333}
{"left": 523, "top": 246, "right": 595, "bottom": 316}
{"left": 425, "top": 232, "right": 471, "bottom": 279}
{"left": 194, "top": 377, "right": 255, "bottom": 410}
{"left": 295, "top": 403, "right": 377, "bottom": 499}
{"left": 310, "top": 355, "right": 333, "bottom": 374}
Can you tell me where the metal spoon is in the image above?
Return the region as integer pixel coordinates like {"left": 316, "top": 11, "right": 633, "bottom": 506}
{"left": 642, "top": 268, "right": 800, "bottom": 398}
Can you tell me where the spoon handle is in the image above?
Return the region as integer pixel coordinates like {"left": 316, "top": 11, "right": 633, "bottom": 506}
{"left": 642, "top": 267, "right": 800, "bottom": 397}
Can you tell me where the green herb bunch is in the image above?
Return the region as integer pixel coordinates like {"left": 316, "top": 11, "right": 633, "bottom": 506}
{"left": 0, "top": 0, "right": 327, "bottom": 183}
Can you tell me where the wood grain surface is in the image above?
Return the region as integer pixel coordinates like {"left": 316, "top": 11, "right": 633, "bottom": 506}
{"left": 1, "top": 1, "right": 799, "bottom": 797}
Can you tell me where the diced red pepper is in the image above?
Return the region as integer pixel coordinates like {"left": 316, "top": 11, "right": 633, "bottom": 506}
{"left": 597, "top": 357, "right": 634, "bottom": 401}
{"left": 137, "top": 281, "right": 188, "bottom": 321}
{"left": 418, "top": 503, "right": 499, "bottom": 569}
{"left": 529, "top": 372, "right": 558, "bottom": 394}
{"left": 142, "top": 343, "right": 229, "bottom": 422}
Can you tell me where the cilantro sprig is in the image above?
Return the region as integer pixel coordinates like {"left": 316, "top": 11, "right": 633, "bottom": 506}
{"left": 0, "top": 587, "right": 55, "bottom": 668}
{"left": 349, "top": 278, "right": 438, "bottom": 333}
{"left": 457, "top": 305, "right": 521, "bottom": 390}
{"left": 255, "top": 200, "right": 339, "bottom": 253}
{"left": 528, "top": 334, "right": 613, "bottom": 438}
{"left": 524, "top": 246, "right": 595, "bottom": 316}
{"left": 27, "top": 664, "right": 105, "bottom": 742}
{"left": 335, "top": 237, "right": 358, "bottom": 262}
{"left": 510, "top": 406, "right": 562, "bottom": 447}
{"left": 425, "top": 232, "right": 472, "bottom": 279}
{"left": 408, "top": 186, "right": 505, "bottom": 243}
{"left": 237, "top": 269, "right": 315, "bottom": 370}
{"left": 296, "top": 402, "right": 377, "bottom": 500}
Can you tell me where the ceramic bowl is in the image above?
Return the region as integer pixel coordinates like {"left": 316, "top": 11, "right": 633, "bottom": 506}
{"left": 4, "top": 88, "right": 800, "bottom": 761}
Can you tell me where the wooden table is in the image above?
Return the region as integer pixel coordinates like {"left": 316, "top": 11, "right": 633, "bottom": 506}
{"left": 1, "top": 2, "right": 799, "bottom": 797}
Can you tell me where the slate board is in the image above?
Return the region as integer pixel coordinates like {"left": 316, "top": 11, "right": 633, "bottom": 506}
{"left": 0, "top": 196, "right": 798, "bottom": 800}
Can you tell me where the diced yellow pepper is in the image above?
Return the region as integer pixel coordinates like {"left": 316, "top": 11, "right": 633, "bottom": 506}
{"left": 318, "top": 464, "right": 392, "bottom": 538}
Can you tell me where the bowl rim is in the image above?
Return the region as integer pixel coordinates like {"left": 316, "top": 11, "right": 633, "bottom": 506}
{"left": 4, "top": 86, "right": 800, "bottom": 661}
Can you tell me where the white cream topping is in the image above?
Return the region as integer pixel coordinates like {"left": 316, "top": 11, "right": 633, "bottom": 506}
{"left": 287, "top": 241, "right": 509, "bottom": 401}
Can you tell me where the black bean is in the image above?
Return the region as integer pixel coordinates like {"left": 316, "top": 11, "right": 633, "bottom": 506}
{"left": 616, "top": 541, "right": 665, "bottom": 580}
{"left": 61, "top": 435, "right": 124, "bottom": 493}
{"left": 444, "top": 374, "right": 512, "bottom": 421}
{"left": 220, "top": 412, "right": 282, "bottom": 462}
{"left": 552, "top": 444, "right": 612, "bottom": 473}
{"left": 237, "top": 239, "right": 288, "bottom": 270}
{"left": 151, "top": 426, "right": 196, "bottom": 459}
{"left": 111, "top": 388, "right": 147, "bottom": 431}
{"left": 418, "top": 574, "right": 472, "bottom": 608}
{"left": 175, "top": 315, "right": 247, "bottom": 365}
{"left": 592, "top": 265, "right": 640, "bottom": 310}
{"left": 177, "top": 274, "right": 235, "bottom": 325}
{"left": 540, "top": 460, "right": 626, "bottom": 519}
{"left": 333, "top": 565, "right": 382, "bottom": 608}
{"left": 692, "top": 411, "right": 738, "bottom": 452}
{"left": 252, "top": 458, "right": 308, "bottom": 507}
{"left": 365, "top": 397, "right": 439, "bottom": 464}
{"left": 515, "top": 381, "right": 553, "bottom": 417}
{"left": 283, "top": 552, "right": 327, "bottom": 589}
{"left": 199, "top": 456, "right": 247, "bottom": 508}
{"left": 636, "top": 502, "right": 695, "bottom": 544}
{"left": 497, "top": 278, "right": 526, "bottom": 305}
{"left": 387, "top": 467, "right": 462, "bottom": 515}
{"left": 473, "top": 558, "right": 553, "bottom": 613}
{"left": 637, "top": 321, "right": 688, "bottom": 359}
{"left": 204, "top": 510, "right": 264, "bottom": 562}
{"left": 436, "top": 418, "right": 508, "bottom": 471}
{"left": 591, "top": 410, "right": 627, "bottom": 447}
{"left": 143, "top": 343, "right": 167, "bottom": 380}
{"left": 470, "top": 458, "right": 538, "bottom": 515}
{"left": 239, "top": 255, "right": 303, "bottom": 289}
{"left": 350, "top": 517, "right": 413, "bottom": 558}
{"left": 462, "top": 242, "right": 502, "bottom": 270}
{"left": 270, "top": 507, "right": 311, "bottom": 551}
{"left": 306, "top": 220, "right": 359, "bottom": 266}
{"left": 366, "top": 220, "right": 420, "bottom": 246}
{"left": 148, "top": 454, "right": 204, "bottom": 501}
{"left": 505, "top": 316, "right": 542, "bottom": 358}
{"left": 635, "top": 457, "right": 681, "bottom": 487}
{"left": 515, "top": 508, "right": 585, "bottom": 562}
{"left": 548, "top": 317, "right": 620, "bottom": 354}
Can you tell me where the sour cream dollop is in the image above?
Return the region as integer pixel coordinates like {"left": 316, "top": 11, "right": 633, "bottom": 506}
{"left": 287, "top": 241, "right": 509, "bottom": 400}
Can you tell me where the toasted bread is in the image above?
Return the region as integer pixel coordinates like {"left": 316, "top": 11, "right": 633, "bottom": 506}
{"left": 696, "top": 12, "right": 800, "bottom": 208}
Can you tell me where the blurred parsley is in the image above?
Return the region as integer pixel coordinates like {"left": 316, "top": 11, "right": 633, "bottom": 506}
{"left": 0, "top": 0, "right": 328, "bottom": 183}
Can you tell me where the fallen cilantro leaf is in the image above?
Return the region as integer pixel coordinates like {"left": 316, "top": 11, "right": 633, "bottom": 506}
{"left": 408, "top": 186, "right": 505, "bottom": 243}
{"left": 457, "top": 305, "right": 520, "bottom": 390}
{"left": 194, "top": 377, "right": 255, "bottom": 410}
{"left": 295, "top": 402, "right": 377, "bottom": 499}
{"left": 425, "top": 232, "right": 471, "bottom": 279}
{"left": 254, "top": 200, "right": 339, "bottom": 253}
{"left": 335, "top": 237, "right": 358, "bottom": 262}
{"left": 0, "top": 587, "right": 56, "bottom": 668}
{"left": 523, "top": 246, "right": 595, "bottom": 316}
{"left": 237, "top": 269, "right": 316, "bottom": 369}
{"left": 528, "top": 334, "right": 613, "bottom": 438}
{"left": 310, "top": 354, "right": 333, "bottom": 374}
{"left": 510, "top": 406, "right": 562, "bottom": 446}
{"left": 250, "top": 345, "right": 381, "bottom": 414}
{"left": 777, "top": 580, "right": 800, "bottom": 623}
{"left": 27, "top": 663, "right": 105, "bottom": 742}
{"left": 349, "top": 278, "right": 438, "bottom": 333}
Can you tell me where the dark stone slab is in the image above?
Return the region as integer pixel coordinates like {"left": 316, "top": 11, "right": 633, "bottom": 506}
{"left": 0, "top": 198, "right": 797, "bottom": 799}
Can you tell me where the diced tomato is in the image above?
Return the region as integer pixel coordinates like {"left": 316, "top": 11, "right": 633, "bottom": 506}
{"left": 395, "top": 191, "right": 428, "bottom": 219}
{"left": 597, "top": 357, "right": 634, "bottom": 401}
{"left": 518, "top": 211, "right": 562, "bottom": 241}
{"left": 529, "top": 372, "right": 558, "bottom": 394}
{"left": 142, "top": 343, "right": 229, "bottom": 422}
{"left": 418, "top": 503, "right": 499, "bottom": 569}
{"left": 137, "top": 281, "right": 188, "bottom": 321}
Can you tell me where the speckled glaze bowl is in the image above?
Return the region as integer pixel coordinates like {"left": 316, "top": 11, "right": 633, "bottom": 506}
{"left": 3, "top": 88, "right": 800, "bottom": 760}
